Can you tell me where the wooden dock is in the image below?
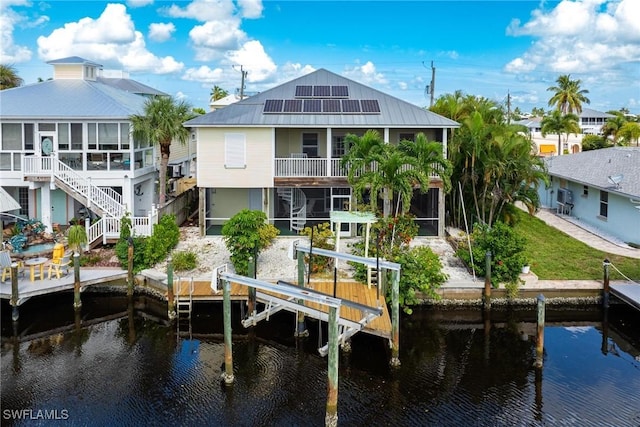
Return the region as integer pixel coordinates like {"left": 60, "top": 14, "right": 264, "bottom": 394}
{"left": 610, "top": 282, "right": 640, "bottom": 311}
{"left": 172, "top": 278, "right": 392, "bottom": 339}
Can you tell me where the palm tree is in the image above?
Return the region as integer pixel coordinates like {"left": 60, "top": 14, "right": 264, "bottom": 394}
{"left": 541, "top": 110, "right": 580, "bottom": 155}
{"left": 602, "top": 113, "right": 627, "bottom": 145}
{"left": 210, "top": 85, "right": 229, "bottom": 103}
{"left": 398, "top": 132, "right": 452, "bottom": 194}
{"left": 130, "top": 96, "right": 195, "bottom": 204}
{"left": 67, "top": 224, "right": 88, "bottom": 255}
{"left": 547, "top": 74, "right": 590, "bottom": 114}
{"left": 0, "top": 64, "right": 24, "bottom": 90}
{"left": 619, "top": 121, "right": 640, "bottom": 146}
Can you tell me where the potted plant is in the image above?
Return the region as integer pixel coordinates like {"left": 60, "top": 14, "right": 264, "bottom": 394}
{"left": 521, "top": 263, "right": 531, "bottom": 274}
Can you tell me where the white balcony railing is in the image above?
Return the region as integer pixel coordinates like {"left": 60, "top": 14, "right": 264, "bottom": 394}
{"left": 274, "top": 157, "right": 443, "bottom": 179}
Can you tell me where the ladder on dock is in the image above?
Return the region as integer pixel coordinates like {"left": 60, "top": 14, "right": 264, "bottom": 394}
{"left": 176, "top": 277, "right": 194, "bottom": 319}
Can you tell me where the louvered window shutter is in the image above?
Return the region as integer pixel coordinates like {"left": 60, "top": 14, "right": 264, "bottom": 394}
{"left": 225, "top": 133, "right": 246, "bottom": 168}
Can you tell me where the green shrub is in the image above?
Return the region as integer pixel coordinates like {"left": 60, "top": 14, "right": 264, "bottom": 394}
{"left": 222, "top": 209, "right": 280, "bottom": 276}
{"left": 456, "top": 221, "right": 527, "bottom": 287}
{"left": 300, "top": 222, "right": 335, "bottom": 273}
{"left": 144, "top": 214, "right": 180, "bottom": 266}
{"left": 392, "top": 246, "right": 448, "bottom": 314}
{"left": 171, "top": 251, "right": 198, "bottom": 271}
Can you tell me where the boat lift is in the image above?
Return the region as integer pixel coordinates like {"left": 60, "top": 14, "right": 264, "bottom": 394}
{"left": 211, "top": 239, "right": 401, "bottom": 426}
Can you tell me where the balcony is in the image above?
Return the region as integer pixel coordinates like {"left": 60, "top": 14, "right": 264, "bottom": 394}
{"left": 273, "top": 158, "right": 442, "bottom": 179}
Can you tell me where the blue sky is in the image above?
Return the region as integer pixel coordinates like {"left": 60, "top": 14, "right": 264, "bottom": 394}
{"left": 2, "top": 0, "right": 639, "bottom": 113}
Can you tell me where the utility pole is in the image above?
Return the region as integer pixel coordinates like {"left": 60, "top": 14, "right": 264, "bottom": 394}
{"left": 430, "top": 61, "right": 436, "bottom": 108}
{"left": 507, "top": 90, "right": 511, "bottom": 125}
{"left": 235, "top": 65, "right": 248, "bottom": 99}
{"left": 423, "top": 61, "right": 436, "bottom": 108}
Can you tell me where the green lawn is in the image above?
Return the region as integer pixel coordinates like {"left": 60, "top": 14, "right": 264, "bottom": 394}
{"left": 514, "top": 211, "right": 640, "bottom": 281}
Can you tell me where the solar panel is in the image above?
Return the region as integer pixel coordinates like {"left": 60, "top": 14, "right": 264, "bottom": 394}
{"left": 264, "top": 99, "right": 283, "bottom": 113}
{"left": 323, "top": 99, "right": 341, "bottom": 113}
{"left": 342, "top": 99, "right": 361, "bottom": 113}
{"left": 303, "top": 99, "right": 322, "bottom": 112}
{"left": 361, "top": 99, "right": 381, "bottom": 113}
{"left": 283, "top": 99, "right": 303, "bottom": 113}
{"left": 331, "top": 86, "right": 349, "bottom": 97}
{"left": 295, "top": 85, "right": 313, "bottom": 97}
{"left": 313, "top": 85, "right": 331, "bottom": 97}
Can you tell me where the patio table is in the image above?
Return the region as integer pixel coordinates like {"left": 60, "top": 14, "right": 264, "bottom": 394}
{"left": 24, "top": 257, "right": 48, "bottom": 282}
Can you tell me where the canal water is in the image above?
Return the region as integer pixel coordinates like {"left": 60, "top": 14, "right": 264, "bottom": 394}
{"left": 2, "top": 293, "right": 639, "bottom": 426}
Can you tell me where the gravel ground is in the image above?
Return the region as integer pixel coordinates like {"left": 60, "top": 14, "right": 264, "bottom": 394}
{"left": 152, "top": 227, "right": 474, "bottom": 283}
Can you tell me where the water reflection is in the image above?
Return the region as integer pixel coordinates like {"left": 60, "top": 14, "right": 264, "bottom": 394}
{"left": 1, "top": 295, "right": 639, "bottom": 426}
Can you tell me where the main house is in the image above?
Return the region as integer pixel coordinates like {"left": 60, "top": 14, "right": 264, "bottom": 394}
{"left": 184, "top": 69, "right": 459, "bottom": 237}
{"left": 0, "top": 56, "right": 196, "bottom": 244}
{"left": 538, "top": 147, "right": 640, "bottom": 245}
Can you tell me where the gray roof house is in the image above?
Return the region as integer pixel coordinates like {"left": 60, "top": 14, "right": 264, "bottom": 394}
{"left": 184, "top": 68, "right": 459, "bottom": 237}
{"left": 0, "top": 56, "right": 192, "bottom": 244}
{"left": 538, "top": 147, "right": 640, "bottom": 245}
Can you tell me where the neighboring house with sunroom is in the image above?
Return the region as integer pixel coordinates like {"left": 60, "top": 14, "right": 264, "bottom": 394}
{"left": 537, "top": 147, "right": 640, "bottom": 246}
{"left": 184, "top": 68, "right": 459, "bottom": 238}
{"left": 0, "top": 56, "right": 196, "bottom": 244}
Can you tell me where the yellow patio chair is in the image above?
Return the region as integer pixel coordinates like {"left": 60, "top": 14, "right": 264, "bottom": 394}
{"left": 48, "top": 251, "right": 72, "bottom": 280}
{"left": 1, "top": 250, "right": 23, "bottom": 282}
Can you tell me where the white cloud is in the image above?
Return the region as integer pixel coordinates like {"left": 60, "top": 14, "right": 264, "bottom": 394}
{"left": 237, "top": 0, "right": 263, "bottom": 18}
{"left": 505, "top": 0, "right": 640, "bottom": 75}
{"left": 164, "top": 0, "right": 235, "bottom": 22}
{"left": 224, "top": 39, "right": 276, "bottom": 81}
{"left": 182, "top": 65, "right": 225, "bottom": 83}
{"left": 189, "top": 18, "right": 246, "bottom": 60}
{"left": 36, "top": 3, "right": 183, "bottom": 74}
{"left": 127, "top": 0, "right": 154, "bottom": 7}
{"left": 343, "top": 61, "right": 388, "bottom": 85}
{"left": 148, "top": 22, "right": 175, "bottom": 42}
{"left": 0, "top": 2, "right": 33, "bottom": 63}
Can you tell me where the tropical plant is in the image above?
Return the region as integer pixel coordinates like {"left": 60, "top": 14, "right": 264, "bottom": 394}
{"left": 300, "top": 222, "right": 335, "bottom": 273}
{"left": 547, "top": 74, "right": 590, "bottom": 114}
{"left": 210, "top": 85, "right": 229, "bottom": 102}
{"left": 434, "top": 93, "right": 547, "bottom": 231}
{"left": 67, "top": 224, "right": 88, "bottom": 254}
{"left": 456, "top": 221, "right": 527, "bottom": 287}
{"left": 130, "top": 96, "right": 195, "bottom": 204}
{"left": 0, "top": 64, "right": 23, "bottom": 90}
{"left": 531, "top": 107, "right": 546, "bottom": 117}
{"left": 222, "top": 210, "right": 279, "bottom": 276}
{"left": 581, "top": 134, "right": 611, "bottom": 151}
{"left": 618, "top": 121, "right": 640, "bottom": 146}
{"left": 171, "top": 251, "right": 198, "bottom": 271}
{"left": 541, "top": 110, "right": 580, "bottom": 155}
{"left": 602, "top": 113, "right": 628, "bottom": 145}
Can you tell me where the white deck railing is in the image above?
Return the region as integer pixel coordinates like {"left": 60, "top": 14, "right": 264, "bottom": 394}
{"left": 274, "top": 157, "right": 443, "bottom": 179}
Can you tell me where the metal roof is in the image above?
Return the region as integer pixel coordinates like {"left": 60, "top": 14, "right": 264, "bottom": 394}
{"left": 185, "top": 68, "right": 459, "bottom": 128}
{"left": 46, "top": 56, "right": 102, "bottom": 67}
{"left": 0, "top": 79, "right": 149, "bottom": 119}
{"left": 545, "top": 147, "right": 640, "bottom": 199}
{"left": 579, "top": 108, "right": 615, "bottom": 119}
{"left": 96, "top": 77, "right": 167, "bottom": 97}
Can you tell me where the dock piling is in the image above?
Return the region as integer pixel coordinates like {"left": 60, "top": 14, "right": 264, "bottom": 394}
{"left": 73, "top": 253, "right": 81, "bottom": 309}
{"left": 603, "top": 258, "right": 610, "bottom": 309}
{"left": 248, "top": 256, "right": 256, "bottom": 322}
{"left": 325, "top": 305, "right": 339, "bottom": 427}
{"left": 294, "top": 252, "right": 308, "bottom": 337}
{"left": 127, "top": 237, "right": 134, "bottom": 297}
{"left": 535, "top": 294, "right": 545, "bottom": 368}
{"left": 10, "top": 263, "right": 19, "bottom": 321}
{"left": 483, "top": 251, "right": 492, "bottom": 310}
{"left": 222, "top": 278, "right": 234, "bottom": 385}
{"left": 167, "top": 257, "right": 175, "bottom": 320}
{"left": 390, "top": 269, "right": 400, "bottom": 367}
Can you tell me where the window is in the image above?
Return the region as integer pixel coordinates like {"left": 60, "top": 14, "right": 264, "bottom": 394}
{"left": 58, "top": 123, "right": 70, "bottom": 150}
{"left": 225, "top": 133, "right": 246, "bottom": 168}
{"left": 599, "top": 191, "right": 608, "bottom": 218}
{"left": 70, "top": 123, "right": 83, "bottom": 150}
{"left": 24, "top": 124, "right": 34, "bottom": 150}
{"left": 302, "top": 133, "right": 318, "bottom": 157}
{"left": 98, "top": 123, "right": 119, "bottom": 150}
{"left": 583, "top": 185, "right": 588, "bottom": 197}
{"left": 1, "top": 124, "right": 22, "bottom": 150}
{"left": 120, "top": 123, "right": 130, "bottom": 149}
{"left": 332, "top": 136, "right": 346, "bottom": 158}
